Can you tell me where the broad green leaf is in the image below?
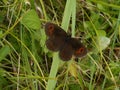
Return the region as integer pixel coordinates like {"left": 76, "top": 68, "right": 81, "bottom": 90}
{"left": 0, "top": 45, "right": 10, "bottom": 62}
{"left": 68, "top": 62, "right": 77, "bottom": 78}
{"left": 97, "top": 30, "right": 106, "bottom": 36}
{"left": 21, "top": 9, "right": 41, "bottom": 30}
{"left": 0, "top": 68, "right": 5, "bottom": 76}
{"left": 97, "top": 3, "right": 106, "bottom": 11}
{"left": 98, "top": 36, "right": 110, "bottom": 50}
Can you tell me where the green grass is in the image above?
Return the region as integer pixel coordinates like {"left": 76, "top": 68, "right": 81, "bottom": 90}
{"left": 0, "top": 0, "right": 120, "bottom": 90}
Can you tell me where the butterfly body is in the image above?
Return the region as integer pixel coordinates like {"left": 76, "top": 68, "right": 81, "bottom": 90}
{"left": 45, "top": 22, "right": 87, "bottom": 61}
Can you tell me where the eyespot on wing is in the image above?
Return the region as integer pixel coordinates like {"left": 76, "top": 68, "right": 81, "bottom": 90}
{"left": 67, "top": 38, "right": 87, "bottom": 57}
{"left": 74, "top": 46, "right": 87, "bottom": 57}
{"left": 45, "top": 22, "right": 68, "bottom": 37}
{"left": 45, "top": 22, "right": 55, "bottom": 37}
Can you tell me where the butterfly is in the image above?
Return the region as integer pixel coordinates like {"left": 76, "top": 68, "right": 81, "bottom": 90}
{"left": 45, "top": 22, "right": 87, "bottom": 61}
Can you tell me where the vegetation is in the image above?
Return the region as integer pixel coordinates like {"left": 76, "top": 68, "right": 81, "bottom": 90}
{"left": 0, "top": 0, "right": 120, "bottom": 90}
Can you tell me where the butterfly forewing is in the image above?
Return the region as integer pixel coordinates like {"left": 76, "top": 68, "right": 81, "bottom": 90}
{"left": 45, "top": 22, "right": 67, "bottom": 37}
{"left": 68, "top": 38, "right": 87, "bottom": 58}
{"left": 74, "top": 46, "right": 87, "bottom": 57}
{"left": 45, "top": 22, "right": 55, "bottom": 37}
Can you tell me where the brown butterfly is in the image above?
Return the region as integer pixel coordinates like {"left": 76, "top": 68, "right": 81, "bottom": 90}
{"left": 45, "top": 22, "right": 87, "bottom": 61}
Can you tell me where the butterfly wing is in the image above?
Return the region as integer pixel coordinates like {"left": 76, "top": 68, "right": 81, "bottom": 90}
{"left": 59, "top": 43, "right": 73, "bottom": 61}
{"left": 45, "top": 22, "right": 67, "bottom": 37}
{"left": 45, "top": 22, "right": 68, "bottom": 51}
{"left": 68, "top": 38, "right": 87, "bottom": 58}
{"left": 46, "top": 36, "right": 65, "bottom": 51}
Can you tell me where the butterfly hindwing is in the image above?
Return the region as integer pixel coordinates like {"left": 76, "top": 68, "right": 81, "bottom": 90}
{"left": 46, "top": 36, "right": 65, "bottom": 51}
{"left": 59, "top": 43, "right": 73, "bottom": 61}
